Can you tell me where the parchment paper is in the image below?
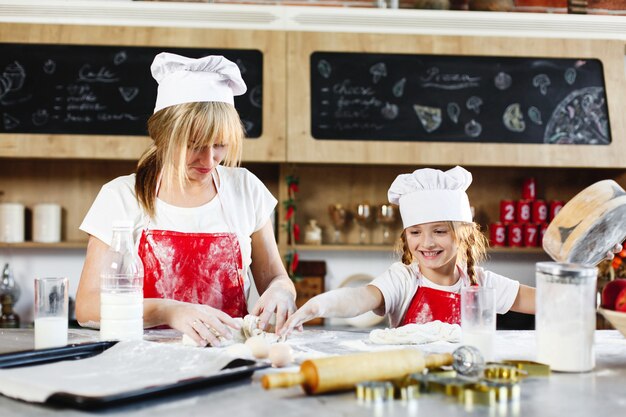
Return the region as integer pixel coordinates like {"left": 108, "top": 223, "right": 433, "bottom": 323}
{"left": 0, "top": 340, "right": 238, "bottom": 403}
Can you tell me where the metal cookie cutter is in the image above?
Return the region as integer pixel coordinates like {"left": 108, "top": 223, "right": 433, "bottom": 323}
{"left": 482, "top": 380, "right": 521, "bottom": 403}
{"left": 355, "top": 381, "right": 394, "bottom": 403}
{"left": 392, "top": 374, "right": 424, "bottom": 400}
{"left": 395, "top": 379, "right": 422, "bottom": 401}
{"left": 427, "top": 376, "right": 474, "bottom": 399}
{"left": 501, "top": 360, "right": 551, "bottom": 377}
{"left": 483, "top": 363, "right": 528, "bottom": 383}
{"left": 461, "top": 383, "right": 497, "bottom": 407}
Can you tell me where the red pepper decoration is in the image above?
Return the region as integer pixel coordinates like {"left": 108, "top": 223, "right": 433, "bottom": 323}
{"left": 286, "top": 205, "right": 295, "bottom": 221}
{"left": 283, "top": 174, "right": 301, "bottom": 279}
{"left": 291, "top": 251, "right": 299, "bottom": 275}
{"left": 293, "top": 223, "right": 301, "bottom": 243}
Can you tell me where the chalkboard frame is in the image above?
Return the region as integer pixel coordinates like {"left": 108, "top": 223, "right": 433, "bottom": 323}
{"left": 287, "top": 31, "right": 626, "bottom": 168}
{"left": 310, "top": 51, "right": 610, "bottom": 145}
{"left": 0, "top": 23, "right": 286, "bottom": 162}
{"left": 0, "top": 43, "right": 263, "bottom": 138}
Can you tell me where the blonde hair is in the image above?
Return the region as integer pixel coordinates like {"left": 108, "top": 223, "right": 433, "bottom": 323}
{"left": 135, "top": 102, "right": 244, "bottom": 217}
{"left": 395, "top": 221, "right": 489, "bottom": 285}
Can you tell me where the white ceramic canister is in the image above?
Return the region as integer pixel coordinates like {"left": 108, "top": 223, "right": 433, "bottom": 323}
{"left": 304, "top": 219, "right": 322, "bottom": 245}
{"left": 32, "top": 203, "right": 62, "bottom": 243}
{"left": 536, "top": 262, "right": 597, "bottom": 372}
{"left": 0, "top": 203, "right": 25, "bottom": 243}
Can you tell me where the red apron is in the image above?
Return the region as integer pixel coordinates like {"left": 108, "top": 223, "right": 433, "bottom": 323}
{"left": 138, "top": 172, "right": 248, "bottom": 318}
{"left": 401, "top": 286, "right": 461, "bottom": 325}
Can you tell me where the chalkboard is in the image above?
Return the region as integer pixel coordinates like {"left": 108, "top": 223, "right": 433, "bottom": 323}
{"left": 311, "top": 52, "right": 610, "bottom": 145}
{"left": 0, "top": 44, "right": 262, "bottom": 138}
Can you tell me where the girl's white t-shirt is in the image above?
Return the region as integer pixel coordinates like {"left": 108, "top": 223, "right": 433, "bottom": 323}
{"left": 370, "top": 262, "right": 520, "bottom": 328}
{"left": 79, "top": 165, "right": 277, "bottom": 298}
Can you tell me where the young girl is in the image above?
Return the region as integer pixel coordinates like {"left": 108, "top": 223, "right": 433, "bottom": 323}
{"left": 279, "top": 166, "right": 535, "bottom": 336}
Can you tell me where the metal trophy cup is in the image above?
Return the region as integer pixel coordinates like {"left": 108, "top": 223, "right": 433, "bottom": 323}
{"left": 328, "top": 204, "right": 348, "bottom": 244}
{"left": 376, "top": 204, "right": 397, "bottom": 244}
{"left": 355, "top": 203, "right": 373, "bottom": 245}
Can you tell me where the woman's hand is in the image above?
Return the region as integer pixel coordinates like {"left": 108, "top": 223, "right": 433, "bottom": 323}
{"left": 251, "top": 280, "right": 297, "bottom": 335}
{"left": 161, "top": 300, "right": 242, "bottom": 347}
{"left": 249, "top": 221, "right": 297, "bottom": 334}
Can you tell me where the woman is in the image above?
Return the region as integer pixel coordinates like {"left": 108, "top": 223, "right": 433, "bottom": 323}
{"left": 76, "top": 53, "right": 296, "bottom": 347}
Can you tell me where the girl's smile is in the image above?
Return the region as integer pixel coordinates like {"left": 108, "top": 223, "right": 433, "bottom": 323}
{"left": 406, "top": 221, "right": 459, "bottom": 285}
{"left": 419, "top": 250, "right": 443, "bottom": 259}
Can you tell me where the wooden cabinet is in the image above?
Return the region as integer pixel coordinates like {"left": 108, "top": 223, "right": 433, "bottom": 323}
{"left": 0, "top": 23, "right": 287, "bottom": 162}
{"left": 0, "top": 159, "right": 278, "bottom": 245}
{"left": 277, "top": 164, "right": 626, "bottom": 253}
{"left": 0, "top": 22, "right": 286, "bottom": 247}
{"left": 1, "top": 22, "right": 625, "bottom": 255}
{"left": 287, "top": 31, "right": 626, "bottom": 167}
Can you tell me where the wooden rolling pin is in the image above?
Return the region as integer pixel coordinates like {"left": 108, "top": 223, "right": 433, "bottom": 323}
{"left": 543, "top": 179, "right": 626, "bottom": 266}
{"left": 261, "top": 349, "right": 453, "bottom": 395}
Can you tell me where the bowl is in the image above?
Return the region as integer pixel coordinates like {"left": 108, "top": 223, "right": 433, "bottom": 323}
{"left": 598, "top": 307, "right": 626, "bottom": 337}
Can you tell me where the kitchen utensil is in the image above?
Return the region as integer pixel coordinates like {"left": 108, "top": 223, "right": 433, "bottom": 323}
{"left": 542, "top": 179, "right": 626, "bottom": 266}
{"left": 262, "top": 345, "right": 485, "bottom": 395}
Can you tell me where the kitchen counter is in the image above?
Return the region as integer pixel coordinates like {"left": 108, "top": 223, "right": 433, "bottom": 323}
{"left": 1, "top": 328, "right": 625, "bottom": 416}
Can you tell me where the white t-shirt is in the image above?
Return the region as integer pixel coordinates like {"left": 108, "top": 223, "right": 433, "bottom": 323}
{"left": 370, "top": 262, "right": 520, "bottom": 328}
{"left": 79, "top": 165, "right": 277, "bottom": 298}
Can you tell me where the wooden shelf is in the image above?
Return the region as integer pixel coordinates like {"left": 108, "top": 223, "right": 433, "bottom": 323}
{"left": 0, "top": 241, "right": 87, "bottom": 249}
{"left": 489, "top": 247, "right": 548, "bottom": 255}
{"left": 294, "top": 244, "right": 547, "bottom": 255}
{"left": 295, "top": 244, "right": 394, "bottom": 252}
{"left": 1, "top": 241, "right": 547, "bottom": 255}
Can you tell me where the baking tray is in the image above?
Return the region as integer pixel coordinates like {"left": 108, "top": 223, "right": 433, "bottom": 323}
{"left": 0, "top": 341, "right": 268, "bottom": 410}
{"left": 0, "top": 341, "right": 118, "bottom": 369}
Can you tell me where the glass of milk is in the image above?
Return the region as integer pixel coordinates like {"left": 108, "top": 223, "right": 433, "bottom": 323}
{"left": 536, "top": 262, "right": 597, "bottom": 372}
{"left": 34, "top": 277, "right": 69, "bottom": 349}
{"left": 461, "top": 286, "right": 496, "bottom": 362}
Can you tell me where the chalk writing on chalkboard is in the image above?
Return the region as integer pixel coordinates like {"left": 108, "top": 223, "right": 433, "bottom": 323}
{"left": 0, "top": 44, "right": 262, "bottom": 138}
{"left": 311, "top": 52, "right": 610, "bottom": 145}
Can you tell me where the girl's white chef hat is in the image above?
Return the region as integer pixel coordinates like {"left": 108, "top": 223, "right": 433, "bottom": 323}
{"left": 150, "top": 52, "right": 247, "bottom": 113}
{"left": 388, "top": 166, "right": 473, "bottom": 228}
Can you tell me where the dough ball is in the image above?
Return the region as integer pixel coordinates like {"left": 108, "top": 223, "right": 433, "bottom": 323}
{"left": 268, "top": 343, "right": 293, "bottom": 368}
{"left": 245, "top": 335, "right": 270, "bottom": 359}
{"left": 242, "top": 314, "right": 263, "bottom": 338}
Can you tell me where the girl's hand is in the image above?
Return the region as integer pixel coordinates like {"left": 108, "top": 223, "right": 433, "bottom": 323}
{"left": 164, "top": 301, "right": 242, "bottom": 347}
{"left": 277, "top": 286, "right": 384, "bottom": 338}
{"left": 251, "top": 282, "right": 297, "bottom": 335}
{"left": 278, "top": 299, "right": 320, "bottom": 338}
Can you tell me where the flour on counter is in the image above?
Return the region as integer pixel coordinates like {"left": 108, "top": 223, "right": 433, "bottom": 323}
{"left": 369, "top": 321, "right": 461, "bottom": 345}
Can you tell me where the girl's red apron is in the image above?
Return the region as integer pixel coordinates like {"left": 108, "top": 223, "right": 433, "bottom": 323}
{"left": 138, "top": 172, "right": 247, "bottom": 318}
{"left": 401, "top": 286, "right": 461, "bottom": 325}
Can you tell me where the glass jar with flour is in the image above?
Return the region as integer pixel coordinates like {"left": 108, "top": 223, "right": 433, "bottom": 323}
{"left": 535, "top": 262, "right": 597, "bottom": 372}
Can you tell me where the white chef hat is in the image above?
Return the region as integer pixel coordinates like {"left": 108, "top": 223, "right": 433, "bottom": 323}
{"left": 388, "top": 166, "right": 473, "bottom": 228}
{"left": 150, "top": 52, "right": 247, "bottom": 113}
